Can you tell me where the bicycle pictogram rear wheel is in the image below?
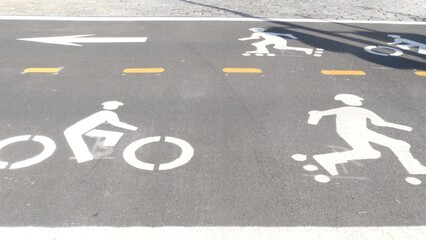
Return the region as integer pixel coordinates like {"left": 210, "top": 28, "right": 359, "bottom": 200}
{"left": 0, "top": 135, "right": 56, "bottom": 170}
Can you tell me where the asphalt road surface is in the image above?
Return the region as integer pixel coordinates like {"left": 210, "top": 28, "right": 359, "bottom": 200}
{"left": 0, "top": 19, "right": 425, "bottom": 230}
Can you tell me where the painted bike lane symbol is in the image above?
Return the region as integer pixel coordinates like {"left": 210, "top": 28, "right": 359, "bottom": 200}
{"left": 0, "top": 101, "right": 194, "bottom": 171}
{"left": 292, "top": 94, "right": 426, "bottom": 185}
{"left": 364, "top": 34, "right": 426, "bottom": 57}
{"left": 0, "top": 135, "right": 56, "bottom": 170}
{"left": 239, "top": 28, "right": 324, "bottom": 57}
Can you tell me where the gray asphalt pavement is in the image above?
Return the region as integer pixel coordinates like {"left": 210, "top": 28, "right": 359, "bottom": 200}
{"left": 0, "top": 19, "right": 425, "bottom": 228}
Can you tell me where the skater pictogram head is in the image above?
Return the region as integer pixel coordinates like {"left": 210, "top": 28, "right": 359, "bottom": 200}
{"left": 102, "top": 101, "right": 123, "bottom": 110}
{"left": 334, "top": 94, "right": 364, "bottom": 106}
{"left": 249, "top": 28, "right": 266, "bottom": 33}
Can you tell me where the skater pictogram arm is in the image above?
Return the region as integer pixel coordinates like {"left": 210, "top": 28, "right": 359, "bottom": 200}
{"left": 369, "top": 112, "right": 412, "bottom": 131}
{"left": 378, "top": 122, "right": 412, "bottom": 131}
{"left": 239, "top": 34, "right": 261, "bottom": 41}
{"left": 308, "top": 109, "right": 338, "bottom": 125}
{"left": 388, "top": 123, "right": 412, "bottom": 131}
{"left": 275, "top": 33, "right": 297, "bottom": 39}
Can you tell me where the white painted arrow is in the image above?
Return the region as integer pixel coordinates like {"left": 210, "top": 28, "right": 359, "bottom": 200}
{"left": 18, "top": 34, "right": 148, "bottom": 46}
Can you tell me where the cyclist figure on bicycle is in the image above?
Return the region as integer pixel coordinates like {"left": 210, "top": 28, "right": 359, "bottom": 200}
{"left": 64, "top": 101, "right": 137, "bottom": 163}
{"left": 387, "top": 34, "right": 426, "bottom": 55}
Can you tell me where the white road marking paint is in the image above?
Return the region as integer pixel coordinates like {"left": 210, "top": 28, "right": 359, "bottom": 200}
{"left": 70, "top": 137, "right": 115, "bottom": 160}
{"left": 0, "top": 161, "right": 7, "bottom": 169}
{"left": 313, "top": 48, "right": 324, "bottom": 57}
{"left": 387, "top": 35, "right": 426, "bottom": 55}
{"left": 303, "top": 174, "right": 370, "bottom": 181}
{"left": 299, "top": 94, "right": 426, "bottom": 184}
{"left": 303, "top": 164, "right": 318, "bottom": 171}
{"left": 291, "top": 154, "right": 307, "bottom": 161}
{"left": 122, "top": 136, "right": 159, "bottom": 171}
{"left": 239, "top": 28, "right": 316, "bottom": 57}
{"left": 159, "top": 137, "right": 194, "bottom": 170}
{"left": 1, "top": 16, "right": 426, "bottom": 25}
{"left": 123, "top": 136, "right": 194, "bottom": 171}
{"left": 9, "top": 136, "right": 56, "bottom": 169}
{"left": 89, "top": 138, "right": 115, "bottom": 160}
{"left": 18, "top": 35, "right": 148, "bottom": 46}
{"left": 63, "top": 101, "right": 193, "bottom": 170}
{"left": 2, "top": 227, "right": 426, "bottom": 240}
{"left": 85, "top": 130, "right": 124, "bottom": 147}
{"left": 65, "top": 101, "right": 137, "bottom": 163}
{"left": 315, "top": 174, "right": 331, "bottom": 183}
{"left": 364, "top": 45, "right": 404, "bottom": 56}
{"left": 406, "top": 177, "right": 422, "bottom": 185}
{"left": 0, "top": 135, "right": 56, "bottom": 169}
{"left": 364, "top": 35, "right": 426, "bottom": 56}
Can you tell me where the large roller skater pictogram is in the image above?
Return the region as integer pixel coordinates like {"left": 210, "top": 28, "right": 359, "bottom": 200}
{"left": 292, "top": 94, "right": 426, "bottom": 185}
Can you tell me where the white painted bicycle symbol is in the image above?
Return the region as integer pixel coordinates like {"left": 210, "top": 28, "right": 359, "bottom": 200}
{"left": 0, "top": 101, "right": 194, "bottom": 171}
{"left": 364, "top": 34, "right": 426, "bottom": 57}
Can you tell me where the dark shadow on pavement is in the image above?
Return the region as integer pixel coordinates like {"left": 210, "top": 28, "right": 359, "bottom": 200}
{"left": 177, "top": 0, "right": 425, "bottom": 70}
{"left": 176, "top": 0, "right": 256, "bottom": 18}
{"left": 265, "top": 22, "right": 426, "bottom": 70}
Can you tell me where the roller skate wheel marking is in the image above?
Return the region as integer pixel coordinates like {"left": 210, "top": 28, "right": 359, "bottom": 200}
{"left": 315, "top": 174, "right": 331, "bottom": 183}
{"left": 303, "top": 164, "right": 318, "bottom": 172}
{"left": 313, "top": 48, "right": 324, "bottom": 57}
{"left": 291, "top": 154, "right": 307, "bottom": 162}
{"left": 405, "top": 177, "right": 422, "bottom": 185}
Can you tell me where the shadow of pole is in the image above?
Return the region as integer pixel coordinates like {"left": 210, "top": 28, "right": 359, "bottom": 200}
{"left": 265, "top": 22, "right": 426, "bottom": 70}
{"left": 177, "top": 0, "right": 426, "bottom": 70}
{"left": 176, "top": 0, "right": 256, "bottom": 18}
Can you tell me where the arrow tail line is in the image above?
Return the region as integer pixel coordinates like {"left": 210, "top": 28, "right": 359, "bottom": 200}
{"left": 70, "top": 37, "right": 148, "bottom": 43}
{"left": 18, "top": 35, "right": 148, "bottom": 46}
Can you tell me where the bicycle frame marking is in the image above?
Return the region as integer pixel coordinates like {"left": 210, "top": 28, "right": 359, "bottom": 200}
{"left": 0, "top": 102, "right": 194, "bottom": 171}
{"left": 364, "top": 35, "right": 426, "bottom": 57}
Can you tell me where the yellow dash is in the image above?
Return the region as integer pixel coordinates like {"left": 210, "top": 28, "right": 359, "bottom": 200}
{"left": 321, "top": 70, "right": 366, "bottom": 76}
{"left": 415, "top": 71, "right": 426, "bottom": 76}
{"left": 223, "top": 68, "right": 262, "bottom": 74}
{"left": 24, "top": 68, "right": 61, "bottom": 74}
{"left": 123, "top": 68, "right": 165, "bottom": 74}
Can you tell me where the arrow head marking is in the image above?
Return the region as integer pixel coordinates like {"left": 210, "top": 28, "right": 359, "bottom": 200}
{"left": 18, "top": 35, "right": 95, "bottom": 46}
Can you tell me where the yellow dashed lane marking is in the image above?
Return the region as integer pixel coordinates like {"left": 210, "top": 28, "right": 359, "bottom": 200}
{"left": 321, "top": 70, "right": 366, "bottom": 76}
{"left": 123, "top": 68, "right": 165, "bottom": 74}
{"left": 415, "top": 71, "right": 426, "bottom": 76}
{"left": 223, "top": 68, "right": 262, "bottom": 74}
{"left": 24, "top": 68, "right": 61, "bottom": 74}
